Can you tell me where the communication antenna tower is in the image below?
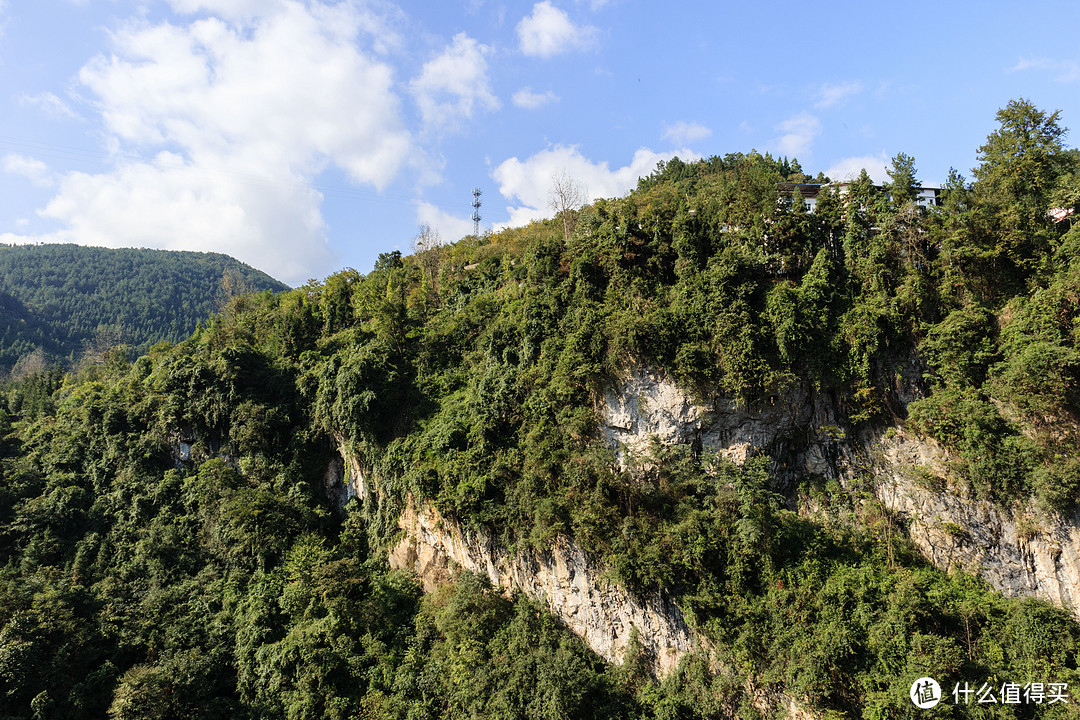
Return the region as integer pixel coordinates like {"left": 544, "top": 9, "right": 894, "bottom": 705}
{"left": 472, "top": 188, "right": 482, "bottom": 236}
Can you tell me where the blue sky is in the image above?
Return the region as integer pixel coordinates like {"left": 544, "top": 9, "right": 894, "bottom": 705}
{"left": 1, "top": 0, "right": 1078, "bottom": 286}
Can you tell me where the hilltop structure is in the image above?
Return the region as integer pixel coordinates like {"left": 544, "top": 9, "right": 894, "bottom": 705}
{"left": 777, "top": 181, "right": 941, "bottom": 212}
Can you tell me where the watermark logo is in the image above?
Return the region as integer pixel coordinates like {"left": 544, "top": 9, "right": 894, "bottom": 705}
{"left": 910, "top": 678, "right": 1069, "bottom": 708}
{"left": 953, "top": 682, "right": 1069, "bottom": 705}
{"left": 910, "top": 677, "right": 942, "bottom": 709}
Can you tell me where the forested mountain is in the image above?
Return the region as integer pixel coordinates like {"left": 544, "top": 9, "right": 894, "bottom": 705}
{"left": 0, "top": 244, "right": 289, "bottom": 374}
{"left": 1, "top": 99, "right": 1079, "bottom": 719}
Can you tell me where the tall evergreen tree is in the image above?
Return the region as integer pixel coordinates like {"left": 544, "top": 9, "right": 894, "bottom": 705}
{"left": 884, "top": 152, "right": 920, "bottom": 207}
{"left": 972, "top": 99, "right": 1074, "bottom": 273}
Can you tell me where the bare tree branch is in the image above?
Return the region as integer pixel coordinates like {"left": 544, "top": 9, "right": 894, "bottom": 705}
{"left": 548, "top": 170, "right": 587, "bottom": 241}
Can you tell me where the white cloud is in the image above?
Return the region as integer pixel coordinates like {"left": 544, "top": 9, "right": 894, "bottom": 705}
{"left": 8, "top": 1, "right": 412, "bottom": 285}
{"left": 512, "top": 86, "right": 559, "bottom": 109}
{"left": 771, "top": 112, "right": 820, "bottom": 157}
{"left": 661, "top": 121, "right": 711, "bottom": 145}
{"left": 825, "top": 152, "right": 890, "bottom": 183}
{"left": 492, "top": 144, "right": 699, "bottom": 226}
{"left": 80, "top": 8, "right": 409, "bottom": 184}
{"left": 1010, "top": 56, "right": 1080, "bottom": 83}
{"left": 4, "top": 153, "right": 331, "bottom": 282}
{"left": 166, "top": 0, "right": 275, "bottom": 16}
{"left": 166, "top": 0, "right": 404, "bottom": 53}
{"left": 414, "top": 200, "right": 475, "bottom": 242}
{"left": 517, "top": 1, "right": 597, "bottom": 59}
{"left": 814, "top": 80, "right": 863, "bottom": 108}
{"left": 410, "top": 32, "right": 499, "bottom": 131}
{"left": 3, "top": 154, "right": 54, "bottom": 187}
{"left": 21, "top": 92, "right": 81, "bottom": 120}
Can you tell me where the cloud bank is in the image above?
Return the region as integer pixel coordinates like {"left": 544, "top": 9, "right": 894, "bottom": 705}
{"left": 1010, "top": 56, "right": 1080, "bottom": 83}
{"left": 517, "top": 1, "right": 597, "bottom": 58}
{"left": 411, "top": 32, "right": 499, "bottom": 132}
{"left": 414, "top": 200, "right": 474, "bottom": 243}
{"left": 512, "top": 87, "right": 559, "bottom": 109}
{"left": 772, "top": 112, "right": 821, "bottom": 158}
{"left": 814, "top": 81, "right": 863, "bottom": 108}
{"left": 661, "top": 121, "right": 711, "bottom": 145}
{"left": 825, "top": 152, "right": 890, "bottom": 183}
{"left": 492, "top": 144, "right": 698, "bottom": 226}
{"left": 4, "top": 1, "right": 413, "bottom": 285}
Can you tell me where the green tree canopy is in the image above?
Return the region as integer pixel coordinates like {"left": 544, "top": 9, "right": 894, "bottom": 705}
{"left": 884, "top": 152, "right": 920, "bottom": 207}
{"left": 972, "top": 99, "right": 1074, "bottom": 272}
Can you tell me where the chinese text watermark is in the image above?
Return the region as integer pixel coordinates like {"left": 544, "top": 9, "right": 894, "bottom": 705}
{"left": 909, "top": 678, "right": 1069, "bottom": 708}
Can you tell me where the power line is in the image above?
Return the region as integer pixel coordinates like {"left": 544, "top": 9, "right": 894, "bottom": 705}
{"left": 0, "top": 134, "right": 113, "bottom": 165}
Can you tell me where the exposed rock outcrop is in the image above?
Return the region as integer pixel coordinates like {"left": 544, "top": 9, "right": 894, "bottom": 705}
{"left": 388, "top": 497, "right": 697, "bottom": 677}
{"left": 600, "top": 363, "right": 851, "bottom": 479}
{"left": 601, "top": 364, "right": 707, "bottom": 458}
{"left": 324, "top": 435, "right": 372, "bottom": 508}
{"left": 874, "top": 431, "right": 1080, "bottom": 611}
{"left": 328, "top": 361, "right": 1080, "bottom": 687}
{"left": 599, "top": 362, "right": 1080, "bottom": 619}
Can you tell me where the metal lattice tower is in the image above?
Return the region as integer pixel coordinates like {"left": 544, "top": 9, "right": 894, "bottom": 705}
{"left": 472, "top": 188, "right": 482, "bottom": 236}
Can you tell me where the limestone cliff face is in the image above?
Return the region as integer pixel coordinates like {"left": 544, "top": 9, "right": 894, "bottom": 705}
{"left": 387, "top": 497, "right": 696, "bottom": 677}
{"left": 324, "top": 439, "right": 365, "bottom": 504}
{"left": 599, "top": 363, "right": 1080, "bottom": 618}
{"left": 327, "top": 425, "right": 698, "bottom": 676}
{"left": 874, "top": 432, "right": 1080, "bottom": 611}
{"left": 600, "top": 364, "right": 852, "bottom": 479}
{"left": 329, "top": 361, "right": 1080, "bottom": 685}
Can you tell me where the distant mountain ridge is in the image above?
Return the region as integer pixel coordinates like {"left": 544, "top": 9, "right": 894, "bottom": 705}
{"left": 0, "top": 243, "right": 288, "bottom": 373}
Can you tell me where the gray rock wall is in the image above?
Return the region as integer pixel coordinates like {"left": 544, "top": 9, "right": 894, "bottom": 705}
{"left": 599, "top": 363, "right": 848, "bottom": 478}
{"left": 388, "top": 497, "right": 697, "bottom": 677}
{"left": 599, "top": 362, "right": 1080, "bottom": 618}
{"left": 328, "top": 361, "right": 1080, "bottom": 688}
{"left": 875, "top": 432, "right": 1080, "bottom": 611}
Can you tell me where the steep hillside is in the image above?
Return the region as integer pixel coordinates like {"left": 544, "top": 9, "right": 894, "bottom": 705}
{"left": 0, "top": 99, "right": 1079, "bottom": 719}
{"left": 0, "top": 243, "right": 289, "bottom": 374}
